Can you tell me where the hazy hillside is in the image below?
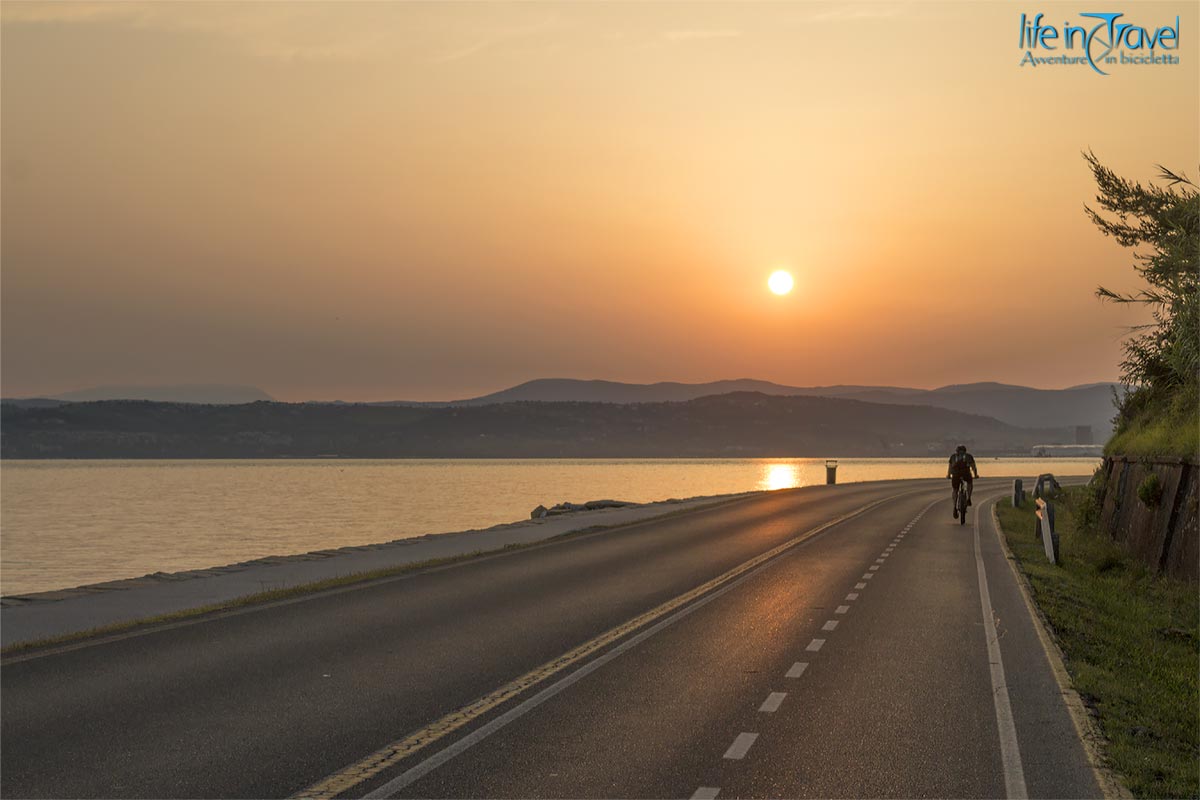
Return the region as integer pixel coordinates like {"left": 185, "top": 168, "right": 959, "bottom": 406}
{"left": 0, "top": 398, "right": 69, "bottom": 409}
{"left": 836, "top": 383, "right": 1119, "bottom": 433}
{"left": 1, "top": 392, "right": 1072, "bottom": 459}
{"left": 39, "top": 384, "right": 273, "bottom": 404}
{"left": 380, "top": 378, "right": 1120, "bottom": 434}
{"left": 424, "top": 379, "right": 925, "bottom": 405}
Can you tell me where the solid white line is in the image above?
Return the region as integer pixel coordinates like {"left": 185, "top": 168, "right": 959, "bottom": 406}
{"left": 759, "top": 692, "right": 787, "bottom": 713}
{"left": 691, "top": 788, "right": 720, "bottom": 799}
{"left": 806, "top": 638, "right": 825, "bottom": 651}
{"left": 723, "top": 732, "right": 758, "bottom": 759}
{"left": 974, "top": 500, "right": 1029, "bottom": 799}
{"left": 846, "top": 593, "right": 858, "bottom": 600}
{"left": 835, "top": 605, "right": 850, "bottom": 614}
{"left": 854, "top": 582, "right": 867, "bottom": 590}
{"left": 989, "top": 503, "right": 1120, "bottom": 798}
{"left": 822, "top": 619, "right": 839, "bottom": 631}
{"left": 785, "top": 662, "right": 809, "bottom": 678}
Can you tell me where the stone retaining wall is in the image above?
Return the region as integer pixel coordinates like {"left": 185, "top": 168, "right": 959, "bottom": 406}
{"left": 1098, "top": 456, "right": 1198, "bottom": 582}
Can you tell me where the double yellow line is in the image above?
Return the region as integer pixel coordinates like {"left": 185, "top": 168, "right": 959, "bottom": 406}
{"left": 295, "top": 493, "right": 899, "bottom": 799}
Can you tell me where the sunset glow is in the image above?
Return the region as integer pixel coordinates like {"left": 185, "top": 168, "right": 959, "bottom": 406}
{"left": 768, "top": 270, "right": 795, "bottom": 296}
{"left": 1, "top": 2, "right": 1195, "bottom": 401}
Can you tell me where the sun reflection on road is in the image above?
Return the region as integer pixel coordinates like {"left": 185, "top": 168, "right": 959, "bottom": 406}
{"left": 760, "top": 462, "right": 801, "bottom": 491}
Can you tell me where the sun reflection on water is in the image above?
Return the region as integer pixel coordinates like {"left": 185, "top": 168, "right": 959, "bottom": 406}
{"left": 760, "top": 462, "right": 802, "bottom": 491}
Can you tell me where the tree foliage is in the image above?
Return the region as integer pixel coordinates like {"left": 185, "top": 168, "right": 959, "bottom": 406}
{"left": 1085, "top": 151, "right": 1199, "bottom": 436}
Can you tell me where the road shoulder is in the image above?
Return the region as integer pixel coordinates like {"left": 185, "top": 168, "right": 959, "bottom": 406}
{"left": 979, "top": 495, "right": 1108, "bottom": 799}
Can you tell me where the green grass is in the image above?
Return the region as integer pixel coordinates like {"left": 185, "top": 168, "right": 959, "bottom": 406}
{"left": 996, "top": 489, "right": 1199, "bottom": 799}
{"left": 1105, "top": 400, "right": 1199, "bottom": 459}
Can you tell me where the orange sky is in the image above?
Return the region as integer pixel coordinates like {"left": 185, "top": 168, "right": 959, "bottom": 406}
{"left": 2, "top": 1, "right": 1197, "bottom": 401}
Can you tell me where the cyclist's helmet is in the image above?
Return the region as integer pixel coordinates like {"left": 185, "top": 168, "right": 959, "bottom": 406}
{"left": 956, "top": 444, "right": 967, "bottom": 453}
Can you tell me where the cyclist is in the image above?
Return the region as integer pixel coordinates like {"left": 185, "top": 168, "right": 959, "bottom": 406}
{"left": 947, "top": 444, "right": 979, "bottom": 518}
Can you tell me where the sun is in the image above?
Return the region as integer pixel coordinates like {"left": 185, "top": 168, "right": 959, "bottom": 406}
{"left": 768, "top": 270, "right": 794, "bottom": 296}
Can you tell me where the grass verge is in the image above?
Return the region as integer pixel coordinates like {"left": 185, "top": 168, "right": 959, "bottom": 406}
{"left": 1105, "top": 398, "right": 1200, "bottom": 459}
{"left": 995, "top": 488, "right": 1199, "bottom": 799}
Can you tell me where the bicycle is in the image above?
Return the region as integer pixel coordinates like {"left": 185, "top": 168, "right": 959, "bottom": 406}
{"left": 954, "top": 478, "right": 970, "bottom": 525}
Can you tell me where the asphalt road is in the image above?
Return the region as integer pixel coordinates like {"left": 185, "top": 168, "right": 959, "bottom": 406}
{"left": 1, "top": 478, "right": 1101, "bottom": 799}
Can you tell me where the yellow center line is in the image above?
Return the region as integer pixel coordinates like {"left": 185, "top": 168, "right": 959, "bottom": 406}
{"left": 294, "top": 492, "right": 902, "bottom": 799}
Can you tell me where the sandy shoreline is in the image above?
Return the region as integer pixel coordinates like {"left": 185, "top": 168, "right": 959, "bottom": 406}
{"left": 0, "top": 491, "right": 758, "bottom": 648}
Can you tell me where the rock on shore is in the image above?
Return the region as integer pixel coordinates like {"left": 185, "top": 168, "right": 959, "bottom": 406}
{"left": 530, "top": 499, "right": 638, "bottom": 519}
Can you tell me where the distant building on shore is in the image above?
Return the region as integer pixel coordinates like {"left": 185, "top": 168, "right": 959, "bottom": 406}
{"left": 1032, "top": 444, "right": 1104, "bottom": 457}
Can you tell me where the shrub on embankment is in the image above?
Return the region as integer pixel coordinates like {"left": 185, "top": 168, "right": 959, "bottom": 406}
{"left": 1081, "top": 155, "right": 1199, "bottom": 579}
{"left": 1085, "top": 152, "right": 1198, "bottom": 456}
{"left": 996, "top": 489, "right": 1199, "bottom": 799}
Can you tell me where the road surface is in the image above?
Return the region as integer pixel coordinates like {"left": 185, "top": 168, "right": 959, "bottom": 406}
{"left": 1, "top": 478, "right": 1102, "bottom": 798}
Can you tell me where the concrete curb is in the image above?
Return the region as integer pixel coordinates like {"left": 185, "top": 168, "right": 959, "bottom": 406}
{"left": 1, "top": 493, "right": 757, "bottom": 608}
{"left": 0, "top": 491, "right": 763, "bottom": 651}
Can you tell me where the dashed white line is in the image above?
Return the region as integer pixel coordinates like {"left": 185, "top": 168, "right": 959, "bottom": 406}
{"left": 835, "top": 604, "right": 850, "bottom": 614}
{"left": 723, "top": 732, "right": 758, "bottom": 760}
{"left": 846, "top": 592, "right": 859, "bottom": 600}
{"left": 806, "top": 638, "right": 825, "bottom": 651}
{"left": 822, "top": 620, "right": 839, "bottom": 631}
{"left": 785, "top": 661, "right": 809, "bottom": 678}
{"left": 875, "top": 557, "right": 886, "bottom": 563}
{"left": 691, "top": 787, "right": 720, "bottom": 799}
{"left": 862, "top": 573, "right": 874, "bottom": 580}
{"left": 759, "top": 692, "right": 787, "bottom": 713}
{"left": 869, "top": 565, "right": 880, "bottom": 571}
{"left": 854, "top": 582, "right": 867, "bottom": 589}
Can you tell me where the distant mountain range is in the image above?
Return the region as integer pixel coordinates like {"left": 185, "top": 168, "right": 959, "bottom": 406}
{"left": 378, "top": 378, "right": 1123, "bottom": 434}
{"left": 3, "top": 378, "right": 1121, "bottom": 436}
{"left": 0, "top": 392, "right": 1076, "bottom": 459}
{"left": 5, "top": 384, "right": 274, "bottom": 406}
